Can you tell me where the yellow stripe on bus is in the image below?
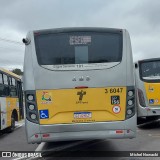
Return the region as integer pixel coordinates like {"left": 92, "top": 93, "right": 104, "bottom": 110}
{"left": 6, "top": 97, "right": 19, "bottom": 127}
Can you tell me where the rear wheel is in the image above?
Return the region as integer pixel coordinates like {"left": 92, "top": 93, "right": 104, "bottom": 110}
{"left": 7, "top": 116, "right": 15, "bottom": 133}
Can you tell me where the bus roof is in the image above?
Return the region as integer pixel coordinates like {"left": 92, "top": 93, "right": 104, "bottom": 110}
{"left": 0, "top": 68, "right": 21, "bottom": 80}
{"left": 137, "top": 57, "right": 160, "bottom": 63}
{"left": 33, "top": 27, "right": 123, "bottom": 34}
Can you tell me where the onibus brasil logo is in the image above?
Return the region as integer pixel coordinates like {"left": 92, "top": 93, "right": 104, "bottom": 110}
{"left": 41, "top": 91, "right": 52, "bottom": 104}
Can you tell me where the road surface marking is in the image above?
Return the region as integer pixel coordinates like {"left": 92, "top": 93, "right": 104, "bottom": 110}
{"left": 148, "top": 134, "right": 160, "bottom": 138}
{"left": 15, "top": 124, "right": 24, "bottom": 129}
{"left": 35, "top": 142, "right": 46, "bottom": 151}
{"left": 36, "top": 140, "right": 95, "bottom": 152}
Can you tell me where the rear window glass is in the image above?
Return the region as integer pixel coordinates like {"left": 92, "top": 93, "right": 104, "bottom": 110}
{"left": 140, "top": 60, "right": 160, "bottom": 80}
{"left": 35, "top": 32, "right": 122, "bottom": 65}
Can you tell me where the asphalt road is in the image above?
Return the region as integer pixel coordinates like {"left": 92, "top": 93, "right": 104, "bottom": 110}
{"left": 0, "top": 121, "right": 38, "bottom": 152}
{"left": 1, "top": 120, "right": 160, "bottom": 160}
{"left": 36, "top": 120, "right": 160, "bottom": 160}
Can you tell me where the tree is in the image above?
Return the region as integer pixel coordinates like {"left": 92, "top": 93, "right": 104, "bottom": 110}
{"left": 11, "top": 68, "right": 23, "bottom": 75}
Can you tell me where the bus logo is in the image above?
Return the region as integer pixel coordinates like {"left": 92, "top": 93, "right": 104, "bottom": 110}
{"left": 76, "top": 90, "right": 88, "bottom": 104}
{"left": 41, "top": 92, "right": 52, "bottom": 104}
{"left": 148, "top": 85, "right": 154, "bottom": 92}
{"left": 77, "top": 90, "right": 86, "bottom": 101}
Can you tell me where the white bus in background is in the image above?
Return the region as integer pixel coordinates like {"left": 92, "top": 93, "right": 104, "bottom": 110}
{"left": 135, "top": 58, "right": 160, "bottom": 120}
{"left": 23, "top": 27, "right": 136, "bottom": 144}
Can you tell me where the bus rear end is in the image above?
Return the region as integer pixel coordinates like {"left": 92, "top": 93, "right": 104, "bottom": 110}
{"left": 135, "top": 59, "right": 160, "bottom": 119}
{"left": 23, "top": 28, "right": 136, "bottom": 143}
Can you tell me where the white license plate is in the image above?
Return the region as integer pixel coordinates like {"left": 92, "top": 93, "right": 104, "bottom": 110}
{"left": 74, "top": 112, "right": 92, "bottom": 119}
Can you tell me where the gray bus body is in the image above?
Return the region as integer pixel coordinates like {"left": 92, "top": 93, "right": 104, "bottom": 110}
{"left": 23, "top": 27, "right": 136, "bottom": 143}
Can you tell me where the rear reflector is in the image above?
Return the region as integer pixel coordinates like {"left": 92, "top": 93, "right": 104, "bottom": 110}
{"left": 116, "top": 130, "right": 123, "bottom": 134}
{"left": 43, "top": 134, "right": 50, "bottom": 138}
{"left": 35, "top": 134, "right": 38, "bottom": 138}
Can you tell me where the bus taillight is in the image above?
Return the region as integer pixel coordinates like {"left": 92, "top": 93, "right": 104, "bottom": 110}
{"left": 25, "top": 91, "right": 39, "bottom": 124}
{"left": 126, "top": 86, "right": 135, "bottom": 119}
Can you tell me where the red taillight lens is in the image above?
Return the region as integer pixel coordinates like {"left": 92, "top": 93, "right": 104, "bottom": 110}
{"left": 137, "top": 88, "right": 146, "bottom": 107}
{"left": 43, "top": 134, "right": 50, "bottom": 138}
{"left": 116, "top": 130, "right": 123, "bottom": 134}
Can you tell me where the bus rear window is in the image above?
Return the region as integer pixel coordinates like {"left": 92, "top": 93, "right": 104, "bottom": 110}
{"left": 34, "top": 32, "right": 122, "bottom": 65}
{"left": 140, "top": 60, "right": 160, "bottom": 80}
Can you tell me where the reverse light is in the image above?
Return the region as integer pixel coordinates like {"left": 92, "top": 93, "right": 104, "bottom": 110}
{"left": 127, "top": 109, "right": 132, "bottom": 115}
{"left": 128, "top": 90, "right": 133, "bottom": 97}
{"left": 31, "top": 114, "right": 37, "bottom": 120}
{"left": 128, "top": 100, "right": 133, "bottom": 106}
{"left": 28, "top": 104, "right": 35, "bottom": 111}
{"left": 28, "top": 94, "right": 34, "bottom": 101}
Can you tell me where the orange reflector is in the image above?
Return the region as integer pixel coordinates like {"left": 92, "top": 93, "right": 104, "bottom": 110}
{"left": 35, "top": 134, "right": 38, "bottom": 138}
{"left": 43, "top": 134, "right": 50, "bottom": 138}
{"left": 75, "top": 86, "right": 88, "bottom": 89}
{"left": 116, "top": 130, "right": 123, "bottom": 134}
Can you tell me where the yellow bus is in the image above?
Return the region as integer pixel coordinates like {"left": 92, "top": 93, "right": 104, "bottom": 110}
{"left": 23, "top": 27, "right": 136, "bottom": 143}
{"left": 135, "top": 58, "right": 160, "bottom": 120}
{"left": 0, "top": 68, "right": 23, "bottom": 132}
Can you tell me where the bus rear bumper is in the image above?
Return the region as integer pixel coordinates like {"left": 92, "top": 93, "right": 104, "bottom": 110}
{"left": 25, "top": 115, "right": 136, "bottom": 143}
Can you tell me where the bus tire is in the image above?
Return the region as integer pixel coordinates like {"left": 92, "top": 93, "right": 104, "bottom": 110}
{"left": 7, "top": 116, "right": 15, "bottom": 133}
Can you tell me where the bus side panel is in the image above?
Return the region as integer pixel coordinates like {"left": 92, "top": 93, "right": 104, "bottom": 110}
{"left": 23, "top": 32, "right": 36, "bottom": 91}
{"left": 135, "top": 66, "right": 146, "bottom": 117}
{"left": 125, "top": 30, "right": 135, "bottom": 87}
{"left": 0, "top": 97, "right": 7, "bottom": 130}
{"left": 6, "top": 97, "right": 11, "bottom": 127}
{"left": 6, "top": 97, "right": 20, "bottom": 127}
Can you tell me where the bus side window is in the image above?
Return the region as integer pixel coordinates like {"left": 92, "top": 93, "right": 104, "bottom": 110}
{"left": 8, "top": 77, "right": 12, "bottom": 86}
{"left": 12, "top": 78, "right": 16, "bottom": 86}
{"left": 10, "top": 86, "right": 17, "bottom": 97}
{"left": 0, "top": 73, "right": 3, "bottom": 84}
{"left": 3, "top": 74, "right": 8, "bottom": 85}
{"left": 0, "top": 84, "right": 9, "bottom": 97}
{"left": 0, "top": 84, "right": 3, "bottom": 96}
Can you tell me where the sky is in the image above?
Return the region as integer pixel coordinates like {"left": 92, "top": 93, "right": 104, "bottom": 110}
{"left": 0, "top": 0, "right": 160, "bottom": 70}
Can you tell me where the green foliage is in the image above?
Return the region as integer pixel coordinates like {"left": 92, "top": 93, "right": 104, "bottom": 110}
{"left": 11, "top": 68, "right": 23, "bottom": 75}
